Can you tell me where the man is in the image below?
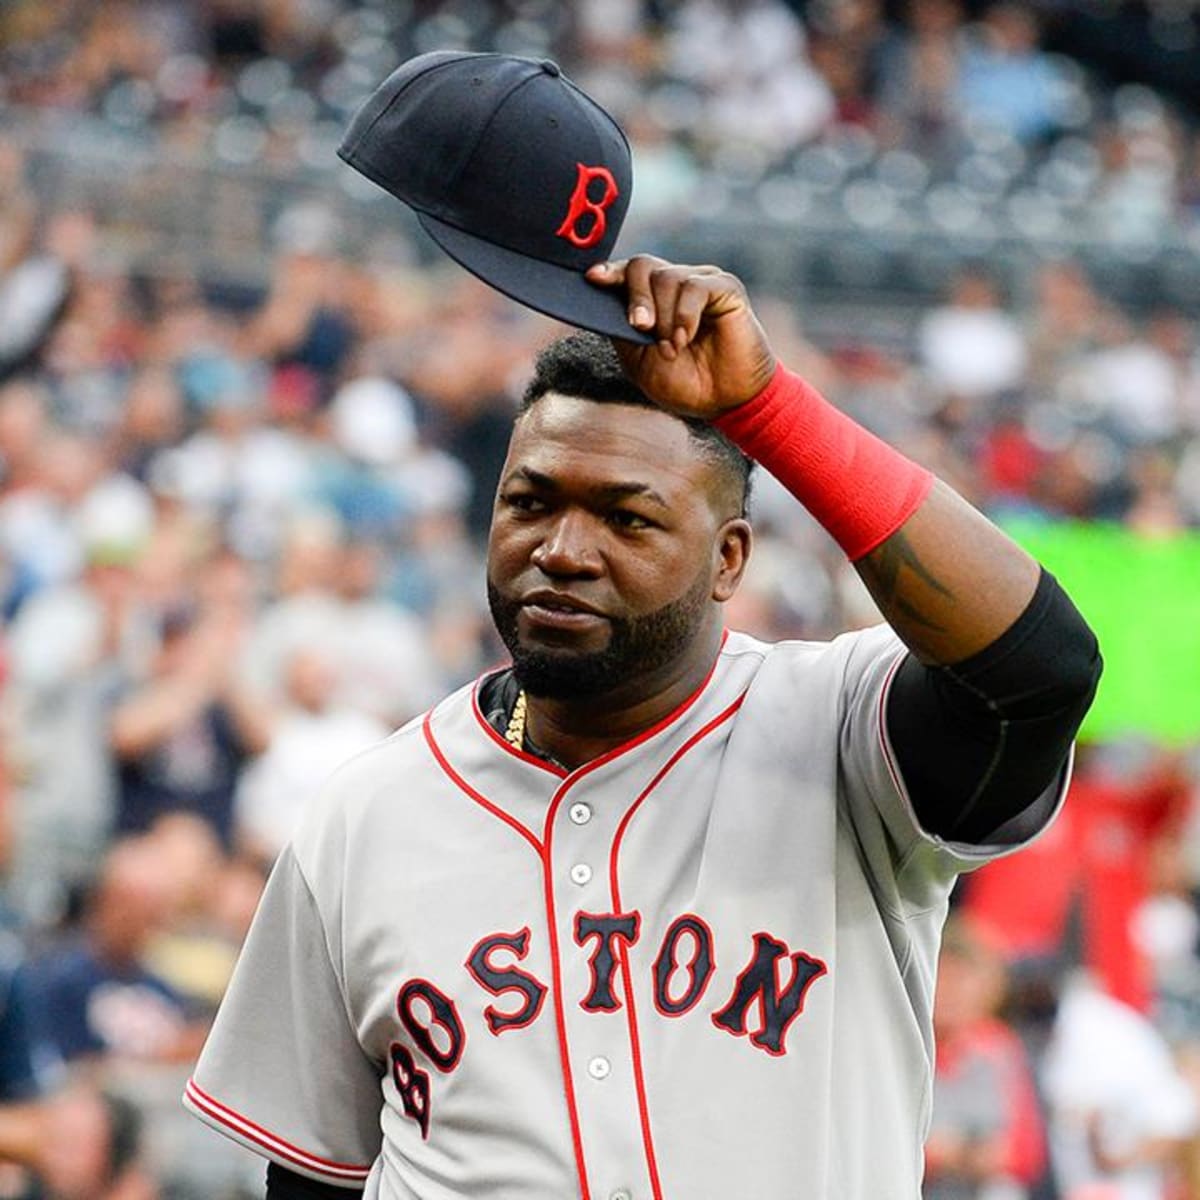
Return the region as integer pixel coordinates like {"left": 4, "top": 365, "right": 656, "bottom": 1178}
{"left": 22, "top": 836, "right": 206, "bottom": 1068}
{"left": 185, "top": 256, "right": 1100, "bottom": 1199}
{"left": 0, "top": 1083, "right": 155, "bottom": 1200}
{"left": 924, "top": 918, "right": 1046, "bottom": 1198}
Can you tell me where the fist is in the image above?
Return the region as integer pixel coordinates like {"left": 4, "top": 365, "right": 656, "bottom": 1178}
{"left": 586, "top": 255, "right": 777, "bottom": 420}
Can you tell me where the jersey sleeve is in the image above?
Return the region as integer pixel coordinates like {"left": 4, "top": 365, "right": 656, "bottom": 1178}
{"left": 184, "top": 843, "right": 381, "bottom": 1188}
{"left": 836, "top": 623, "right": 1070, "bottom": 911}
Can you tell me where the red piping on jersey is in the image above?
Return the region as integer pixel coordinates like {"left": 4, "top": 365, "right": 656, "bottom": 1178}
{"left": 471, "top": 677, "right": 567, "bottom": 778}
{"left": 184, "top": 1079, "right": 372, "bottom": 1181}
{"left": 607, "top": 692, "right": 747, "bottom": 1200}
{"left": 472, "top": 629, "right": 730, "bottom": 775}
{"left": 540, "top": 791, "right": 593, "bottom": 1200}
{"left": 423, "top": 711, "right": 544, "bottom": 854}
{"left": 528, "top": 644, "right": 731, "bottom": 1200}
{"left": 423, "top": 712, "right": 590, "bottom": 1196}
{"left": 426, "top": 634, "right": 735, "bottom": 1200}
{"left": 875, "top": 651, "right": 908, "bottom": 802}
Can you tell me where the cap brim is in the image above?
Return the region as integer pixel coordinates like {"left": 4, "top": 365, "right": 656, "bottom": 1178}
{"left": 417, "top": 213, "right": 654, "bottom": 344}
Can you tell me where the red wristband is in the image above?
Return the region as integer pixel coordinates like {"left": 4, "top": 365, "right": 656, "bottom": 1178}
{"left": 715, "top": 363, "right": 933, "bottom": 561}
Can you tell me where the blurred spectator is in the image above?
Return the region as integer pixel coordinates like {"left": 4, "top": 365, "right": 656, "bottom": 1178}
{"left": 4, "top": 528, "right": 154, "bottom": 925}
{"left": 1076, "top": 314, "right": 1186, "bottom": 445}
{"left": 326, "top": 539, "right": 443, "bottom": 725}
{"left": 316, "top": 375, "right": 421, "bottom": 539}
{"left": 918, "top": 266, "right": 1029, "bottom": 402}
{"left": 1042, "top": 971, "right": 1197, "bottom": 1199}
{"left": 956, "top": 3, "right": 1067, "bottom": 144}
{"left": 925, "top": 917, "right": 1045, "bottom": 1200}
{"left": 1134, "top": 815, "right": 1200, "bottom": 1049}
{"left": 238, "top": 208, "right": 357, "bottom": 380}
{"left": 108, "top": 599, "right": 269, "bottom": 851}
{"left": 138, "top": 814, "right": 258, "bottom": 1014}
{"left": 662, "top": 0, "right": 835, "bottom": 159}
{"left": 404, "top": 305, "right": 526, "bottom": 542}
{"left": 804, "top": 0, "right": 888, "bottom": 129}
{"left": 1025, "top": 261, "right": 1104, "bottom": 394}
{"left": 239, "top": 511, "right": 446, "bottom": 717}
{"left": 0, "top": 1083, "right": 157, "bottom": 1200}
{"left": 875, "top": 0, "right": 965, "bottom": 153}
{"left": 19, "top": 837, "right": 207, "bottom": 1071}
{"left": 235, "top": 645, "right": 387, "bottom": 863}
{"left": 150, "top": 353, "right": 316, "bottom": 561}
{"left": 239, "top": 509, "right": 344, "bottom": 698}
{"left": 0, "top": 410, "right": 98, "bottom": 613}
{"left": 1092, "top": 117, "right": 1178, "bottom": 245}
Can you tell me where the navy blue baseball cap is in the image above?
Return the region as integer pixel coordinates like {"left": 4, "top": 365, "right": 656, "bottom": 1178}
{"left": 338, "top": 51, "right": 651, "bottom": 343}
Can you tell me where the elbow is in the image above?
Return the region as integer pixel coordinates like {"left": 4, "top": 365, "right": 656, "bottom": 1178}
{"left": 1054, "top": 610, "right": 1103, "bottom": 721}
{"left": 1011, "top": 571, "right": 1102, "bottom": 724}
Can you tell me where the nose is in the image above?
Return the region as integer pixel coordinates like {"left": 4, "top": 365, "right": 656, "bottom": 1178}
{"left": 530, "top": 509, "right": 602, "bottom": 578}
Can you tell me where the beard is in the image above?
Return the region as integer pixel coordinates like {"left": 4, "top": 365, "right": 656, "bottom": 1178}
{"left": 486, "top": 567, "right": 714, "bottom": 700}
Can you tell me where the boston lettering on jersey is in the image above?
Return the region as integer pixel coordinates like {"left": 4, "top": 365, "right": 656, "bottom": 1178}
{"left": 391, "top": 909, "right": 828, "bottom": 1139}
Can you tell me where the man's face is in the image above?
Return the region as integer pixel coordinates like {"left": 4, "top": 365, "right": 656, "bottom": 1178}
{"left": 487, "top": 395, "right": 747, "bottom": 700}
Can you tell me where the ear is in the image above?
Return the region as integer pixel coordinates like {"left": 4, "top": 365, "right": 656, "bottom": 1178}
{"left": 712, "top": 518, "right": 752, "bottom": 602}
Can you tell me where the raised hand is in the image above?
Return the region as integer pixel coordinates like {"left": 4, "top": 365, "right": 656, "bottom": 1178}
{"left": 586, "top": 255, "right": 777, "bottom": 420}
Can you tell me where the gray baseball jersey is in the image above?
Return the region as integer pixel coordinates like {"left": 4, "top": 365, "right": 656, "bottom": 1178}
{"left": 186, "top": 624, "right": 1068, "bottom": 1198}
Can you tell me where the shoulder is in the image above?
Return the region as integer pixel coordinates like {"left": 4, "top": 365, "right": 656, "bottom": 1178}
{"left": 723, "top": 623, "right": 903, "bottom": 693}
{"left": 724, "top": 622, "right": 900, "bottom": 659}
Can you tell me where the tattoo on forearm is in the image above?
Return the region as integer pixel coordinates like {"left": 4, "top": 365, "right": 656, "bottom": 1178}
{"left": 866, "top": 531, "right": 953, "bottom": 633}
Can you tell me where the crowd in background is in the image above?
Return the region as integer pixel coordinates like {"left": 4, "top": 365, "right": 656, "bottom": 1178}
{"left": 2, "top": 1, "right": 1200, "bottom": 1198}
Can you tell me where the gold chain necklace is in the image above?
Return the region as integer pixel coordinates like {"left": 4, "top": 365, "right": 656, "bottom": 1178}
{"left": 504, "top": 689, "right": 527, "bottom": 751}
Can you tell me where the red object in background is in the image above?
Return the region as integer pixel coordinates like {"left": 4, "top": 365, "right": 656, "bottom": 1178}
{"left": 961, "top": 797, "right": 1081, "bottom": 962}
{"left": 267, "top": 363, "right": 321, "bottom": 418}
{"left": 929, "top": 1017, "right": 1046, "bottom": 1186}
{"left": 1072, "top": 766, "right": 1183, "bottom": 1014}
{"left": 978, "top": 422, "right": 1043, "bottom": 499}
{"left": 962, "top": 755, "right": 1187, "bottom": 1013}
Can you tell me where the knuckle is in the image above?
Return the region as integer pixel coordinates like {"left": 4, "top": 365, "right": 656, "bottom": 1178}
{"left": 628, "top": 253, "right": 665, "bottom": 276}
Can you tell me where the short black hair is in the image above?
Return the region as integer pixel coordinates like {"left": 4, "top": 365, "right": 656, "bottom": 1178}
{"left": 519, "top": 332, "right": 754, "bottom": 516}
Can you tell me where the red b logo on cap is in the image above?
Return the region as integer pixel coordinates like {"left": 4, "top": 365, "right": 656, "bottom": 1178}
{"left": 556, "top": 163, "right": 619, "bottom": 250}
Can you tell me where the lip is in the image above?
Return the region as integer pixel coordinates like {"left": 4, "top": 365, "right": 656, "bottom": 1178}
{"left": 520, "top": 590, "right": 606, "bottom": 617}
{"left": 519, "top": 591, "right": 608, "bottom": 633}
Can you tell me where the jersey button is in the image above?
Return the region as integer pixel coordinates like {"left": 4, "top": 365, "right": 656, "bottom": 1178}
{"left": 587, "top": 1055, "right": 611, "bottom": 1080}
{"left": 610, "top": 1191, "right": 632, "bottom": 1200}
{"left": 568, "top": 802, "right": 592, "bottom": 825}
{"left": 570, "top": 863, "right": 592, "bottom": 886}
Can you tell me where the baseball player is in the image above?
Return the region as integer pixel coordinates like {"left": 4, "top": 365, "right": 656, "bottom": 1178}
{"left": 185, "top": 252, "right": 1100, "bottom": 1199}
{"left": 185, "top": 53, "right": 1100, "bottom": 1200}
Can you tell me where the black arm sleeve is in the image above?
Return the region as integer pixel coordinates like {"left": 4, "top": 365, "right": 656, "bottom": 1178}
{"left": 885, "top": 568, "right": 1101, "bottom": 845}
{"left": 266, "top": 1163, "right": 364, "bottom": 1200}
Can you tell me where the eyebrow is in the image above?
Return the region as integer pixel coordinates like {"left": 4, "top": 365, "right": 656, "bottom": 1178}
{"left": 506, "top": 467, "right": 670, "bottom": 509}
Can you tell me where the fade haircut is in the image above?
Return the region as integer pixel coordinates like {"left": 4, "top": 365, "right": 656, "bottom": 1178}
{"left": 519, "top": 332, "right": 754, "bottom": 516}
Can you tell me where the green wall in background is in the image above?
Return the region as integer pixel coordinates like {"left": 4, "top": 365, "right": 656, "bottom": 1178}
{"left": 1004, "top": 521, "right": 1200, "bottom": 744}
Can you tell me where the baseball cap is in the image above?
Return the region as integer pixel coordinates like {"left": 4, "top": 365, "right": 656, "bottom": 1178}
{"left": 338, "top": 51, "right": 651, "bottom": 343}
